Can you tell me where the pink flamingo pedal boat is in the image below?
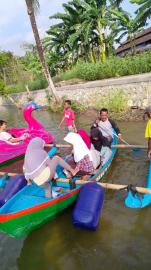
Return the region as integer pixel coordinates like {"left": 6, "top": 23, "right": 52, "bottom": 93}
{"left": 0, "top": 102, "right": 54, "bottom": 167}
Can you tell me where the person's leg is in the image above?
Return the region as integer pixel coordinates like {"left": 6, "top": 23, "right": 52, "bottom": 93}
{"left": 100, "top": 146, "right": 112, "bottom": 165}
{"left": 42, "top": 182, "right": 52, "bottom": 198}
{"left": 47, "top": 156, "right": 75, "bottom": 178}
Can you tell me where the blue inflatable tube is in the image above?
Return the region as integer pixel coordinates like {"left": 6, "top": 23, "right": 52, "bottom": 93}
{"left": 125, "top": 160, "right": 151, "bottom": 208}
{"left": 0, "top": 175, "right": 27, "bottom": 207}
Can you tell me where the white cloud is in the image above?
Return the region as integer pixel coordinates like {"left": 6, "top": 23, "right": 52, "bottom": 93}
{"left": 0, "top": 0, "right": 68, "bottom": 55}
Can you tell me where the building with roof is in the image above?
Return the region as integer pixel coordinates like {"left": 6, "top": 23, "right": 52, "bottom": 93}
{"left": 116, "top": 27, "right": 151, "bottom": 56}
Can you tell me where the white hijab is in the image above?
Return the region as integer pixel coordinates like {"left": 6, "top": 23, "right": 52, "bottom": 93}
{"left": 64, "top": 132, "right": 92, "bottom": 162}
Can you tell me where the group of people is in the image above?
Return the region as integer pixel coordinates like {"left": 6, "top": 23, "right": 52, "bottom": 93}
{"left": 23, "top": 103, "right": 121, "bottom": 198}
{"left": 1, "top": 100, "right": 151, "bottom": 199}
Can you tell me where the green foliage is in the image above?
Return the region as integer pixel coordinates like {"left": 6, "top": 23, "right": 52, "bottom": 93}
{"left": 93, "top": 89, "right": 127, "bottom": 112}
{"left": 57, "top": 50, "right": 151, "bottom": 81}
{"left": 20, "top": 43, "right": 42, "bottom": 78}
{"left": 0, "top": 79, "right": 5, "bottom": 95}
{"left": 4, "top": 77, "right": 48, "bottom": 94}
{"left": 47, "top": 96, "right": 86, "bottom": 112}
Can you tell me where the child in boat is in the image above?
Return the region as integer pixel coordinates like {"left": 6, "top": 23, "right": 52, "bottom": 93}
{"left": 58, "top": 100, "right": 76, "bottom": 132}
{"left": 90, "top": 127, "right": 112, "bottom": 165}
{"left": 92, "top": 108, "right": 122, "bottom": 145}
{"left": 0, "top": 120, "right": 28, "bottom": 144}
{"left": 144, "top": 106, "right": 151, "bottom": 158}
{"left": 64, "top": 132, "right": 100, "bottom": 175}
{"left": 23, "top": 137, "right": 75, "bottom": 198}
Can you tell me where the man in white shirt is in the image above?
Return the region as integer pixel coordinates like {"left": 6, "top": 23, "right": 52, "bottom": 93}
{"left": 92, "top": 108, "right": 122, "bottom": 144}
{"left": 0, "top": 120, "right": 27, "bottom": 144}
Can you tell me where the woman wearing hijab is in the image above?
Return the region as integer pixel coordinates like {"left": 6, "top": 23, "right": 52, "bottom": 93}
{"left": 23, "top": 137, "right": 75, "bottom": 198}
{"left": 90, "top": 128, "right": 112, "bottom": 165}
{"left": 77, "top": 129, "right": 91, "bottom": 149}
{"left": 64, "top": 132, "right": 100, "bottom": 175}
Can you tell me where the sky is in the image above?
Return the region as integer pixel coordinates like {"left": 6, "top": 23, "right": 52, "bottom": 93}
{"left": 0, "top": 0, "right": 149, "bottom": 56}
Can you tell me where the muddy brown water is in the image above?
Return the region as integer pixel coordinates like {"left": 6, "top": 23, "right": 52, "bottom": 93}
{"left": 0, "top": 106, "right": 150, "bottom": 270}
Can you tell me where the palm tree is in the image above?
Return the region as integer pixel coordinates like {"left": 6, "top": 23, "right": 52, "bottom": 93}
{"left": 131, "top": 0, "right": 151, "bottom": 25}
{"left": 25, "top": 0, "right": 60, "bottom": 102}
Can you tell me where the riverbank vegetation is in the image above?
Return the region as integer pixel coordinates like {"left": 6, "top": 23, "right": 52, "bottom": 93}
{"left": 0, "top": 0, "right": 151, "bottom": 100}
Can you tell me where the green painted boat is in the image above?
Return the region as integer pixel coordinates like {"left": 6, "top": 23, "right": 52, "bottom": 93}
{"left": 0, "top": 136, "right": 117, "bottom": 238}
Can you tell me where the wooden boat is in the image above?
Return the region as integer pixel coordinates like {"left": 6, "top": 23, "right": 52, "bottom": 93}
{"left": 125, "top": 160, "right": 151, "bottom": 208}
{"left": 0, "top": 135, "right": 118, "bottom": 238}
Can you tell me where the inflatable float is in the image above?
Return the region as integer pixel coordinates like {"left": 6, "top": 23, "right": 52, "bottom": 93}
{"left": 125, "top": 160, "right": 151, "bottom": 208}
{"left": 0, "top": 102, "right": 54, "bottom": 167}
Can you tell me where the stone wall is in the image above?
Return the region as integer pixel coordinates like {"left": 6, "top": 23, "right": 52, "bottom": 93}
{"left": 0, "top": 72, "right": 151, "bottom": 108}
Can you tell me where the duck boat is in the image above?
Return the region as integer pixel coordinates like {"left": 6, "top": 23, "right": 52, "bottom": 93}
{"left": 0, "top": 102, "right": 54, "bottom": 167}
{"left": 0, "top": 135, "right": 117, "bottom": 238}
{"left": 125, "top": 160, "right": 151, "bottom": 208}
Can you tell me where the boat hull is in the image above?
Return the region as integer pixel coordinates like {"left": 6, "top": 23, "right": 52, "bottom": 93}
{"left": 0, "top": 135, "right": 118, "bottom": 237}
{"left": 0, "top": 189, "right": 79, "bottom": 237}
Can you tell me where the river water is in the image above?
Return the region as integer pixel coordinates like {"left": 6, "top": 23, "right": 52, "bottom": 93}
{"left": 0, "top": 106, "right": 150, "bottom": 270}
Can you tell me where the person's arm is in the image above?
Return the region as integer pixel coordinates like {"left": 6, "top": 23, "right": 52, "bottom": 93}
{"left": 9, "top": 133, "right": 28, "bottom": 143}
{"left": 109, "top": 119, "right": 122, "bottom": 140}
{"left": 148, "top": 138, "right": 151, "bottom": 158}
{"left": 71, "top": 111, "right": 77, "bottom": 131}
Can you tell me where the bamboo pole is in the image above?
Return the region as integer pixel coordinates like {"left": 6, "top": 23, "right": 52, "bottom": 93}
{"left": 45, "top": 144, "right": 71, "bottom": 148}
{"left": 112, "top": 144, "right": 147, "bottom": 149}
{"left": 1, "top": 172, "right": 150, "bottom": 195}
{"left": 44, "top": 144, "right": 147, "bottom": 149}
{"left": 55, "top": 179, "right": 151, "bottom": 195}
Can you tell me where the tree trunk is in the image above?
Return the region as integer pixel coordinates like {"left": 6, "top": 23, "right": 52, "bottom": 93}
{"left": 89, "top": 48, "right": 95, "bottom": 64}
{"left": 25, "top": 0, "right": 60, "bottom": 103}
{"left": 97, "top": 20, "right": 106, "bottom": 62}
{"left": 129, "top": 34, "right": 136, "bottom": 55}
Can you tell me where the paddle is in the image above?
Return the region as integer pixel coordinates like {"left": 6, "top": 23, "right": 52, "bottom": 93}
{"left": 0, "top": 171, "right": 150, "bottom": 195}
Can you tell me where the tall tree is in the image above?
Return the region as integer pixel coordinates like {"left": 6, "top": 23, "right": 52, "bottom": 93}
{"left": 25, "top": 0, "right": 60, "bottom": 102}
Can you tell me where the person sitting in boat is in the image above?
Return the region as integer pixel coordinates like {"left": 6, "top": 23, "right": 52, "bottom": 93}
{"left": 90, "top": 127, "right": 112, "bottom": 165}
{"left": 144, "top": 106, "right": 151, "bottom": 158}
{"left": 77, "top": 129, "right": 91, "bottom": 149}
{"left": 0, "top": 120, "right": 28, "bottom": 144}
{"left": 92, "top": 108, "right": 122, "bottom": 145}
{"left": 64, "top": 132, "right": 100, "bottom": 176}
{"left": 23, "top": 137, "right": 76, "bottom": 198}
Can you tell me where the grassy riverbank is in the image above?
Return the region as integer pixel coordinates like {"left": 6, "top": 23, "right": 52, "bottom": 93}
{"left": 55, "top": 50, "right": 151, "bottom": 82}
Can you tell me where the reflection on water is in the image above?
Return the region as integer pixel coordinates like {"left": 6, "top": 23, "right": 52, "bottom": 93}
{"left": 0, "top": 106, "right": 151, "bottom": 270}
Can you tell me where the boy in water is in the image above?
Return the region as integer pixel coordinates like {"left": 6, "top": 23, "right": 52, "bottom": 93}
{"left": 58, "top": 100, "right": 76, "bottom": 132}
{"left": 0, "top": 120, "right": 28, "bottom": 144}
{"left": 92, "top": 108, "right": 122, "bottom": 144}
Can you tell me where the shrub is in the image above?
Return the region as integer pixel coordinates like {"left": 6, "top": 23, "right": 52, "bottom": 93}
{"left": 5, "top": 77, "right": 48, "bottom": 94}
{"left": 0, "top": 80, "right": 5, "bottom": 95}
{"left": 56, "top": 50, "right": 151, "bottom": 82}
{"left": 93, "top": 89, "right": 127, "bottom": 113}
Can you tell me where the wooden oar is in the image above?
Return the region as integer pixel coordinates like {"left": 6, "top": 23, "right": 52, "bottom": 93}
{"left": 45, "top": 144, "right": 71, "bottom": 148}
{"left": 112, "top": 144, "right": 147, "bottom": 149}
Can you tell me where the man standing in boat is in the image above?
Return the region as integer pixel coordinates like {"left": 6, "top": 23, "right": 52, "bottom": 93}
{"left": 92, "top": 108, "right": 122, "bottom": 144}
{"left": 144, "top": 106, "right": 151, "bottom": 158}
